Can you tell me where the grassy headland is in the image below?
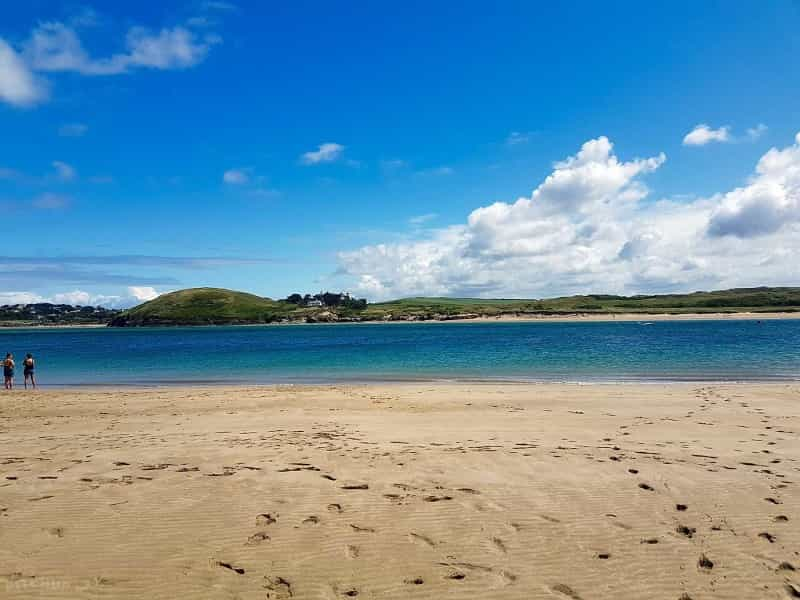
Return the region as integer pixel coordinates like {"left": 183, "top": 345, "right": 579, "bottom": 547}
{"left": 107, "top": 286, "right": 800, "bottom": 326}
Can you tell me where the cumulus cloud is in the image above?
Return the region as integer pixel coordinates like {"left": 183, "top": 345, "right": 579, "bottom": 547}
{"left": 127, "top": 286, "right": 160, "bottom": 301}
{"left": 0, "top": 286, "right": 164, "bottom": 308}
{"left": 0, "top": 15, "right": 220, "bottom": 107}
{"left": 338, "top": 133, "right": 800, "bottom": 300}
{"left": 707, "top": 132, "right": 800, "bottom": 238}
{"left": 683, "top": 124, "right": 731, "bottom": 146}
{"left": 747, "top": 124, "right": 768, "bottom": 140}
{"left": 223, "top": 168, "right": 249, "bottom": 184}
{"left": 24, "top": 22, "right": 215, "bottom": 75}
{"left": 0, "top": 38, "right": 47, "bottom": 106}
{"left": 301, "top": 143, "right": 344, "bottom": 165}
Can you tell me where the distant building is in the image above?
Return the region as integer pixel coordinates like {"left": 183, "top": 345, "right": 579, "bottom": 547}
{"left": 306, "top": 299, "right": 323, "bottom": 307}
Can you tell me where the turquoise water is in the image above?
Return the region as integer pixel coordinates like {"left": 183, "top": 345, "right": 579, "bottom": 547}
{"left": 0, "top": 319, "right": 798, "bottom": 385}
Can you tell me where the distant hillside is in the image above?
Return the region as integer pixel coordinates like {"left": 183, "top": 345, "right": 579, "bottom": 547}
{"left": 0, "top": 303, "right": 119, "bottom": 327}
{"left": 109, "top": 288, "right": 296, "bottom": 326}
{"left": 365, "top": 287, "right": 800, "bottom": 319}
{"left": 107, "top": 286, "right": 800, "bottom": 326}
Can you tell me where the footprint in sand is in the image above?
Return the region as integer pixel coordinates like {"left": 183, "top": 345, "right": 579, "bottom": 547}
{"left": 550, "top": 583, "right": 583, "bottom": 599}
{"left": 256, "top": 513, "right": 277, "bottom": 526}
{"left": 676, "top": 525, "right": 696, "bottom": 538}
{"left": 539, "top": 514, "right": 561, "bottom": 523}
{"left": 408, "top": 532, "right": 436, "bottom": 547}
{"left": 423, "top": 495, "right": 453, "bottom": 502}
{"left": 341, "top": 482, "right": 369, "bottom": 490}
{"left": 264, "top": 575, "right": 293, "bottom": 599}
{"left": 216, "top": 561, "right": 245, "bottom": 575}
{"left": 346, "top": 544, "right": 360, "bottom": 558}
{"left": 697, "top": 554, "right": 714, "bottom": 570}
{"left": 245, "top": 532, "right": 270, "bottom": 545}
{"left": 327, "top": 503, "right": 343, "bottom": 513}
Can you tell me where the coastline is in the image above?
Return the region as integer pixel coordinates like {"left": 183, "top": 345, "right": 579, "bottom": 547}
{"left": 3, "top": 310, "right": 799, "bottom": 330}
{"left": 407, "top": 311, "right": 800, "bottom": 323}
{"left": 1, "top": 382, "right": 797, "bottom": 599}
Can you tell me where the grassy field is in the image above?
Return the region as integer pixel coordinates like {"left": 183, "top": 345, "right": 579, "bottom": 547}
{"left": 108, "top": 286, "right": 800, "bottom": 326}
{"left": 366, "top": 288, "right": 800, "bottom": 318}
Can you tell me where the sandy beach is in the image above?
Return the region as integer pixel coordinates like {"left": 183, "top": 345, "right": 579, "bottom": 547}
{"left": 1, "top": 383, "right": 798, "bottom": 599}
{"left": 447, "top": 312, "right": 800, "bottom": 323}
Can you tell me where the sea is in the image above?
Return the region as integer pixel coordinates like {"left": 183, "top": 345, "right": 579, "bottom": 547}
{"left": 1, "top": 319, "right": 798, "bottom": 386}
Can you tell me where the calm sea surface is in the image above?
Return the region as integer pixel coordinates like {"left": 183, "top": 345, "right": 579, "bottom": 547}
{"left": 0, "top": 320, "right": 798, "bottom": 386}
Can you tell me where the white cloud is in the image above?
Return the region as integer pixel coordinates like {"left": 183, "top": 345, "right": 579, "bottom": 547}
{"left": 301, "top": 143, "right": 344, "bottom": 165}
{"left": 707, "top": 132, "right": 800, "bottom": 238}
{"left": 0, "top": 286, "right": 164, "bottom": 308}
{"left": 24, "top": 22, "right": 215, "bottom": 75}
{"left": 223, "top": 168, "right": 249, "bottom": 184}
{"left": 747, "top": 123, "right": 768, "bottom": 141}
{"left": 52, "top": 160, "right": 76, "bottom": 181}
{"left": 409, "top": 213, "right": 438, "bottom": 226}
{"left": 52, "top": 290, "right": 91, "bottom": 305}
{"left": 127, "top": 286, "right": 160, "bottom": 301}
{"left": 58, "top": 122, "right": 88, "bottom": 137}
{"left": 0, "top": 18, "right": 219, "bottom": 107}
{"left": 0, "top": 38, "right": 47, "bottom": 107}
{"left": 338, "top": 133, "right": 800, "bottom": 300}
{"left": 124, "top": 26, "right": 215, "bottom": 70}
{"left": 0, "top": 291, "right": 48, "bottom": 305}
{"left": 683, "top": 124, "right": 731, "bottom": 146}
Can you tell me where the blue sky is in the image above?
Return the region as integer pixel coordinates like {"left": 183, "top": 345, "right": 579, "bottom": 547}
{"left": 1, "top": 1, "right": 799, "bottom": 306}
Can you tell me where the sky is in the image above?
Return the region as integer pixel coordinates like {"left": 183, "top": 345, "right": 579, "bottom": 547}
{"left": 1, "top": 1, "right": 799, "bottom": 307}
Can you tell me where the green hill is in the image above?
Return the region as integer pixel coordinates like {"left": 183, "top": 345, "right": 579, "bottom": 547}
{"left": 109, "top": 288, "right": 296, "bottom": 326}
{"left": 108, "top": 286, "right": 800, "bottom": 326}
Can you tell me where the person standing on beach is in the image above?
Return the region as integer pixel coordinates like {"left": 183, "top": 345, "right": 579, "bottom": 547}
{"left": 3, "top": 353, "right": 14, "bottom": 390}
{"left": 23, "top": 354, "right": 35, "bottom": 390}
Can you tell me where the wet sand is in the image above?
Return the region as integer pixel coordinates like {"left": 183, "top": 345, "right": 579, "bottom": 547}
{"left": 1, "top": 383, "right": 798, "bottom": 599}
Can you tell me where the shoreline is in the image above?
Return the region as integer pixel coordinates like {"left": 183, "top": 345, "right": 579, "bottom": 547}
{"left": 2, "top": 310, "right": 799, "bottom": 330}
{"left": 14, "top": 375, "right": 800, "bottom": 390}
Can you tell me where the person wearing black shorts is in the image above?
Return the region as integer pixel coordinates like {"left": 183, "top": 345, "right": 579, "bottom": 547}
{"left": 3, "top": 353, "right": 14, "bottom": 390}
{"left": 23, "top": 354, "right": 35, "bottom": 390}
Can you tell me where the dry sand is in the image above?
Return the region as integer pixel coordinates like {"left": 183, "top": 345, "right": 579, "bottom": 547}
{"left": 0, "top": 383, "right": 798, "bottom": 599}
